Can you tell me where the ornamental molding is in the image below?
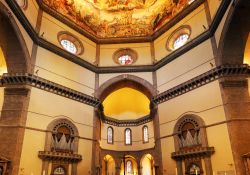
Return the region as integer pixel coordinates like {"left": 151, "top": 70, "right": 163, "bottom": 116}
{"left": 0, "top": 73, "right": 100, "bottom": 107}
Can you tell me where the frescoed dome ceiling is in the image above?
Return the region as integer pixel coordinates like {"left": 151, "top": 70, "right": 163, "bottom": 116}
{"left": 39, "top": 0, "right": 199, "bottom": 42}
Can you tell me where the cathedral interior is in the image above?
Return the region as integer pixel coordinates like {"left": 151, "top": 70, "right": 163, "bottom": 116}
{"left": 0, "top": 0, "right": 249, "bottom": 174}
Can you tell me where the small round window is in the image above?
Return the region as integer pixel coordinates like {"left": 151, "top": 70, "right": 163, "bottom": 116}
{"left": 58, "top": 31, "right": 84, "bottom": 55}
{"left": 166, "top": 25, "right": 191, "bottom": 51}
{"left": 113, "top": 48, "right": 138, "bottom": 65}
{"left": 118, "top": 55, "right": 133, "bottom": 65}
{"left": 60, "top": 39, "right": 77, "bottom": 54}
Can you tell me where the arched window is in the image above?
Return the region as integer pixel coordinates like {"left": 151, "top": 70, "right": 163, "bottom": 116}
{"left": 142, "top": 125, "right": 149, "bottom": 143}
{"left": 125, "top": 128, "right": 132, "bottom": 145}
{"left": 166, "top": 25, "right": 191, "bottom": 51}
{"left": 126, "top": 160, "right": 133, "bottom": 175}
{"left": 107, "top": 126, "right": 113, "bottom": 144}
{"left": 57, "top": 31, "right": 84, "bottom": 55}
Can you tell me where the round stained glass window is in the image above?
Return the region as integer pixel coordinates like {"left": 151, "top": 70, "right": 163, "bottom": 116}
{"left": 60, "top": 39, "right": 77, "bottom": 54}
{"left": 57, "top": 31, "right": 84, "bottom": 55}
{"left": 173, "top": 34, "right": 189, "bottom": 50}
{"left": 113, "top": 48, "right": 138, "bottom": 66}
{"left": 166, "top": 25, "right": 191, "bottom": 51}
{"left": 118, "top": 55, "right": 133, "bottom": 65}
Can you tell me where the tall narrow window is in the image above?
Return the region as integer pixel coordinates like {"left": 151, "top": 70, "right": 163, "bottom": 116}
{"left": 126, "top": 160, "right": 133, "bottom": 175}
{"left": 125, "top": 128, "right": 132, "bottom": 145}
{"left": 107, "top": 126, "right": 113, "bottom": 144}
{"left": 143, "top": 125, "right": 149, "bottom": 143}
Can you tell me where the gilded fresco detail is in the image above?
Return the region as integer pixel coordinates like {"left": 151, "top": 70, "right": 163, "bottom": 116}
{"left": 42, "top": 0, "right": 195, "bottom": 38}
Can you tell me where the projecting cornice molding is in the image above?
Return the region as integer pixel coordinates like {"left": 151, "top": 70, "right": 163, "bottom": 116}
{"left": 0, "top": 73, "right": 100, "bottom": 107}
{"left": 4, "top": 0, "right": 231, "bottom": 73}
{"left": 152, "top": 64, "right": 250, "bottom": 104}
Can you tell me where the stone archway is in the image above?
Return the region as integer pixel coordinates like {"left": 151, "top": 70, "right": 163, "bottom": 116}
{"left": 96, "top": 74, "right": 156, "bottom": 101}
{"left": 217, "top": 0, "right": 250, "bottom": 65}
{"left": 216, "top": 1, "right": 250, "bottom": 174}
{"left": 0, "top": 2, "right": 32, "bottom": 175}
{"left": 0, "top": 2, "right": 31, "bottom": 73}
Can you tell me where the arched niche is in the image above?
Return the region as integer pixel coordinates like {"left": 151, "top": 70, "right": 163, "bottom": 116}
{"left": 0, "top": 2, "right": 31, "bottom": 73}
{"left": 173, "top": 114, "right": 208, "bottom": 151}
{"left": 102, "top": 154, "right": 116, "bottom": 175}
{"left": 45, "top": 118, "right": 79, "bottom": 153}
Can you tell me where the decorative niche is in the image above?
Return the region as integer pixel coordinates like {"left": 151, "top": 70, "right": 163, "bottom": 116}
{"left": 166, "top": 25, "right": 191, "bottom": 51}
{"left": 113, "top": 48, "right": 138, "bottom": 65}
{"left": 57, "top": 31, "right": 84, "bottom": 55}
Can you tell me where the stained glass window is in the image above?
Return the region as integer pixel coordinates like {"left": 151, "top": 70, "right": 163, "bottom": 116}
{"left": 118, "top": 55, "right": 133, "bottom": 65}
{"left": 143, "top": 126, "right": 149, "bottom": 143}
{"left": 125, "top": 128, "right": 132, "bottom": 145}
{"left": 173, "top": 34, "right": 189, "bottom": 50}
{"left": 126, "top": 160, "right": 133, "bottom": 175}
{"left": 107, "top": 127, "right": 113, "bottom": 144}
{"left": 60, "top": 39, "right": 77, "bottom": 54}
{"left": 54, "top": 167, "right": 65, "bottom": 175}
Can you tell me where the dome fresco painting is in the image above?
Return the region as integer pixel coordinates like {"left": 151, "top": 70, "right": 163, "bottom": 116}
{"left": 41, "top": 0, "right": 197, "bottom": 39}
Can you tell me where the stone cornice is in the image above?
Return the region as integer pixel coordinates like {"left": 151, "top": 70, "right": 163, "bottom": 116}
{"left": 38, "top": 151, "right": 82, "bottom": 162}
{"left": 102, "top": 115, "right": 153, "bottom": 127}
{"left": 171, "top": 146, "right": 215, "bottom": 160}
{"left": 0, "top": 73, "right": 100, "bottom": 107}
{"left": 152, "top": 64, "right": 250, "bottom": 104}
{"left": 4, "top": 0, "right": 231, "bottom": 73}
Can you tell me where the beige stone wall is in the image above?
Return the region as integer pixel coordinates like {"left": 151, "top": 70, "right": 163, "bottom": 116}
{"left": 158, "top": 81, "right": 235, "bottom": 174}
{"left": 34, "top": 47, "right": 95, "bottom": 96}
{"left": 19, "top": 88, "right": 95, "bottom": 175}
{"left": 100, "top": 121, "right": 155, "bottom": 151}
{"left": 157, "top": 39, "right": 215, "bottom": 93}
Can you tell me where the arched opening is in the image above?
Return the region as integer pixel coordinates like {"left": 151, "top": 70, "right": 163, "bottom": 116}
{"left": 141, "top": 154, "right": 155, "bottom": 175}
{"left": 0, "top": 47, "right": 7, "bottom": 75}
{"left": 103, "top": 87, "right": 150, "bottom": 120}
{"left": 244, "top": 32, "right": 250, "bottom": 65}
{"left": 0, "top": 2, "right": 30, "bottom": 73}
{"left": 120, "top": 155, "right": 138, "bottom": 175}
{"left": 102, "top": 154, "right": 115, "bottom": 175}
{"left": 218, "top": 0, "right": 250, "bottom": 65}
{"left": 97, "top": 75, "right": 155, "bottom": 121}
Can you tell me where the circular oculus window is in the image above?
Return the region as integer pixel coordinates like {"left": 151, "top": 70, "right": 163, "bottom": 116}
{"left": 57, "top": 31, "right": 84, "bottom": 55}
{"left": 166, "top": 25, "right": 191, "bottom": 51}
{"left": 113, "top": 48, "right": 138, "bottom": 65}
